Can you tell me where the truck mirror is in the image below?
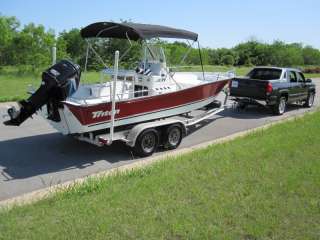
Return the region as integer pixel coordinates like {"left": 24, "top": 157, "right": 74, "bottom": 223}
{"left": 306, "top": 79, "right": 312, "bottom": 83}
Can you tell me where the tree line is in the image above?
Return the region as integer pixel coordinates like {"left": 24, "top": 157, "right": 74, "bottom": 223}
{"left": 1, "top": 14, "right": 320, "bottom": 73}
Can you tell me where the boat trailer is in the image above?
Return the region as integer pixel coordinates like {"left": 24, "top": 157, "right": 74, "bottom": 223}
{"left": 75, "top": 88, "right": 230, "bottom": 157}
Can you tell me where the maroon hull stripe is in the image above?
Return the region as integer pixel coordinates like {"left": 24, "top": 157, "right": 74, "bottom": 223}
{"left": 65, "top": 80, "right": 229, "bottom": 125}
{"left": 87, "top": 97, "right": 210, "bottom": 128}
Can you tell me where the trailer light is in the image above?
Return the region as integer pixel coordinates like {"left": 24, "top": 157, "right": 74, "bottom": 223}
{"left": 98, "top": 136, "right": 108, "bottom": 145}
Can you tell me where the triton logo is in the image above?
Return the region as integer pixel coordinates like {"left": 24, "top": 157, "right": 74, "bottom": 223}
{"left": 92, "top": 109, "right": 120, "bottom": 119}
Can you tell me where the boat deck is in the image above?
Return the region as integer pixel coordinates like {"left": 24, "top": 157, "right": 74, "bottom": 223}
{"left": 66, "top": 72, "right": 233, "bottom": 106}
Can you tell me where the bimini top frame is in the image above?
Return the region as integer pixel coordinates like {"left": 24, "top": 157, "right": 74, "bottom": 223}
{"left": 80, "top": 22, "right": 198, "bottom": 41}
{"left": 80, "top": 22, "right": 204, "bottom": 77}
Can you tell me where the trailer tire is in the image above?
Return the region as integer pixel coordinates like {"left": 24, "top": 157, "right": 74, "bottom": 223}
{"left": 134, "top": 128, "right": 159, "bottom": 157}
{"left": 164, "top": 124, "right": 183, "bottom": 150}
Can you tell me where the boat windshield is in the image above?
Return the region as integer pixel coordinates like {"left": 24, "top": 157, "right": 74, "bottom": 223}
{"left": 144, "top": 44, "right": 166, "bottom": 64}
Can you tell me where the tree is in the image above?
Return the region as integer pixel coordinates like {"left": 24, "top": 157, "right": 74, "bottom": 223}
{"left": 233, "top": 41, "right": 266, "bottom": 66}
{"left": 0, "top": 14, "right": 20, "bottom": 65}
{"left": 220, "top": 55, "right": 235, "bottom": 66}
{"left": 267, "top": 41, "right": 304, "bottom": 66}
{"left": 56, "top": 37, "right": 69, "bottom": 60}
{"left": 58, "top": 29, "right": 86, "bottom": 62}
{"left": 11, "top": 23, "right": 55, "bottom": 71}
{"left": 1, "top": 14, "right": 320, "bottom": 71}
{"left": 208, "top": 49, "right": 219, "bottom": 65}
{"left": 164, "top": 41, "right": 189, "bottom": 65}
{"left": 302, "top": 46, "right": 320, "bottom": 65}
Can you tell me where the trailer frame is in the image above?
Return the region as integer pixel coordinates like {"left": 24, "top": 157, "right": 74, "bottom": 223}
{"left": 75, "top": 88, "right": 229, "bottom": 156}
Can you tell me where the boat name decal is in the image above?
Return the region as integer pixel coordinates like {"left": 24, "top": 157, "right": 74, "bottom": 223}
{"left": 92, "top": 109, "right": 120, "bottom": 119}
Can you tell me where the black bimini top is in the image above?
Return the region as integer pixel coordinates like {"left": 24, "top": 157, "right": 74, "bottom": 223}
{"left": 80, "top": 22, "right": 198, "bottom": 41}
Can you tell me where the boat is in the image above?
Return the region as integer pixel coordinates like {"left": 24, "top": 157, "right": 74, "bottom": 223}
{"left": 4, "top": 22, "right": 234, "bottom": 149}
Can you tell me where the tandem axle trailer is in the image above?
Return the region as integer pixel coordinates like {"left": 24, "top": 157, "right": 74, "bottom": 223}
{"left": 75, "top": 89, "right": 229, "bottom": 157}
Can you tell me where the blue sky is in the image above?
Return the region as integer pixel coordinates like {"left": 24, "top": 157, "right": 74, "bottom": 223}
{"left": 1, "top": 0, "right": 319, "bottom": 48}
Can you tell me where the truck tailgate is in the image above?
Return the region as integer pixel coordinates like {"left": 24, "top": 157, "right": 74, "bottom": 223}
{"left": 230, "top": 78, "right": 268, "bottom": 99}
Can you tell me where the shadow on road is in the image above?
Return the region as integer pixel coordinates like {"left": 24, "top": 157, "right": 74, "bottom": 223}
{"left": 0, "top": 133, "right": 133, "bottom": 180}
{"left": 219, "top": 103, "right": 303, "bottom": 119}
{"left": 0, "top": 102, "right": 307, "bottom": 181}
{"left": 1, "top": 116, "right": 227, "bottom": 181}
{"left": 186, "top": 116, "right": 224, "bottom": 136}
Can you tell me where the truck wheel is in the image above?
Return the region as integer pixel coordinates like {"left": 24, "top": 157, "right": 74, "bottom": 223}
{"left": 134, "top": 128, "right": 159, "bottom": 157}
{"left": 164, "top": 124, "right": 183, "bottom": 150}
{"left": 303, "top": 92, "right": 315, "bottom": 108}
{"left": 273, "top": 96, "right": 286, "bottom": 115}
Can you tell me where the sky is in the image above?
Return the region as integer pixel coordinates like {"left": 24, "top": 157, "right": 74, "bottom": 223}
{"left": 1, "top": 0, "right": 319, "bottom": 49}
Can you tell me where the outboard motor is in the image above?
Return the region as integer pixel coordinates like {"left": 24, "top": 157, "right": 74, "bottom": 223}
{"left": 4, "top": 60, "right": 81, "bottom": 126}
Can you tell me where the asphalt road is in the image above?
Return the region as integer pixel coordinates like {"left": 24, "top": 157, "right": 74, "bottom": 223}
{"left": 0, "top": 79, "right": 319, "bottom": 201}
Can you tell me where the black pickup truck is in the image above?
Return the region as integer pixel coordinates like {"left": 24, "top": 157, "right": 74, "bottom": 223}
{"left": 229, "top": 67, "right": 316, "bottom": 115}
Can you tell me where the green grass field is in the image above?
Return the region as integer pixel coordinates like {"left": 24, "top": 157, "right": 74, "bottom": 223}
{"left": 0, "top": 111, "right": 319, "bottom": 239}
{"left": 0, "top": 67, "right": 102, "bottom": 102}
{"left": 1, "top": 65, "right": 319, "bottom": 102}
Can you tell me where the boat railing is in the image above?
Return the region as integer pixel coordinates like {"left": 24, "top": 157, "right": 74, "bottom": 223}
{"left": 108, "top": 51, "right": 156, "bottom": 144}
{"left": 73, "top": 69, "right": 235, "bottom": 105}
{"left": 88, "top": 80, "right": 154, "bottom": 100}
{"left": 98, "top": 68, "right": 166, "bottom": 100}
{"left": 204, "top": 70, "right": 236, "bottom": 81}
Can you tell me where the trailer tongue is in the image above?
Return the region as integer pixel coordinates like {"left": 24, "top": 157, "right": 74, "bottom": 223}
{"left": 4, "top": 60, "right": 81, "bottom": 126}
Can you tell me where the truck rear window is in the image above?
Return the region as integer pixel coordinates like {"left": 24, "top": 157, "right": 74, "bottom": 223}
{"left": 247, "top": 68, "right": 282, "bottom": 80}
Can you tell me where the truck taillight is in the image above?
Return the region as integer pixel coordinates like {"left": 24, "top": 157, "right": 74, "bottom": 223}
{"left": 266, "top": 83, "right": 273, "bottom": 93}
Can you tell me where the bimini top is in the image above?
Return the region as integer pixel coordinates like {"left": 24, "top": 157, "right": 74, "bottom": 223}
{"left": 80, "top": 22, "right": 198, "bottom": 41}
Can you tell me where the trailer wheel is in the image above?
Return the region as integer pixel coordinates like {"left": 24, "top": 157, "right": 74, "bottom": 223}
{"left": 134, "top": 128, "right": 159, "bottom": 157}
{"left": 164, "top": 124, "right": 183, "bottom": 150}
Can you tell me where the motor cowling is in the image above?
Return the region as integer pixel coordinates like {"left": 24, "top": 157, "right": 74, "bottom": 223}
{"left": 4, "top": 60, "right": 81, "bottom": 126}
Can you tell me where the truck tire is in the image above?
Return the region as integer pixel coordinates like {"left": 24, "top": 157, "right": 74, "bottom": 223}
{"left": 164, "top": 124, "right": 183, "bottom": 150}
{"left": 272, "top": 96, "right": 286, "bottom": 115}
{"left": 134, "top": 128, "right": 159, "bottom": 157}
{"left": 303, "top": 92, "right": 315, "bottom": 108}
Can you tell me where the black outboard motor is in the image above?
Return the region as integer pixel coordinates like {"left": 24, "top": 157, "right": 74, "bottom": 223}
{"left": 4, "top": 60, "right": 81, "bottom": 126}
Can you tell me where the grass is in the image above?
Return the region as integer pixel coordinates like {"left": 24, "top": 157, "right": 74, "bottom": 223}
{"left": 0, "top": 67, "right": 102, "bottom": 102}
{"left": 175, "top": 64, "right": 251, "bottom": 76}
{"left": 1, "top": 65, "right": 319, "bottom": 102}
{"left": 1, "top": 111, "right": 320, "bottom": 239}
{"left": 178, "top": 65, "right": 320, "bottom": 79}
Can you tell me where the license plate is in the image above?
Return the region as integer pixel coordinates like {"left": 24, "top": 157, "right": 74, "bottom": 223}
{"left": 231, "top": 80, "right": 238, "bottom": 88}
